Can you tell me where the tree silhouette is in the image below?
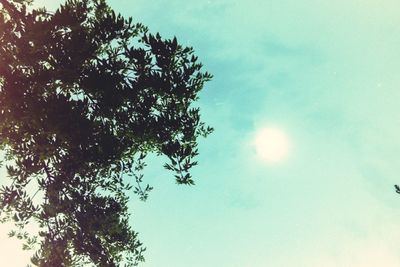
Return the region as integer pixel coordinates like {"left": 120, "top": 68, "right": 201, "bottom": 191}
{"left": 0, "top": 0, "right": 213, "bottom": 266}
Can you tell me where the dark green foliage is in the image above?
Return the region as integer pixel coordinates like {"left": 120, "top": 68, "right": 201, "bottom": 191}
{"left": 395, "top": 185, "right": 400, "bottom": 194}
{"left": 0, "top": 0, "right": 213, "bottom": 266}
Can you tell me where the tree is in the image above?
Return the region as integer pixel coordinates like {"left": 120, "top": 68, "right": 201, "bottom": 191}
{"left": 0, "top": 0, "right": 213, "bottom": 266}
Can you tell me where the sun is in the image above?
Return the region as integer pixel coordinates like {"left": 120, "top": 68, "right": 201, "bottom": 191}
{"left": 252, "top": 127, "right": 290, "bottom": 164}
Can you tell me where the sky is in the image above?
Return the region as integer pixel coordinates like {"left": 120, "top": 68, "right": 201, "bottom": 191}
{"left": 1, "top": 0, "right": 400, "bottom": 266}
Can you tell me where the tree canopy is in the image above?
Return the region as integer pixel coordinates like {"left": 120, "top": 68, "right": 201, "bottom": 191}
{"left": 0, "top": 0, "right": 213, "bottom": 266}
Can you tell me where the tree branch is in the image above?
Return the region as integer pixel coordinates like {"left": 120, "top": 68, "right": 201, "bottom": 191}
{"left": 0, "top": 0, "right": 24, "bottom": 21}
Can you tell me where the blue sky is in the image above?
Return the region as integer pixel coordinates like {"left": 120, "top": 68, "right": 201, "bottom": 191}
{"left": 2, "top": 0, "right": 400, "bottom": 266}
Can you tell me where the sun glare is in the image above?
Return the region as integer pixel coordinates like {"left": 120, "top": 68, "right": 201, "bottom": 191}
{"left": 253, "top": 127, "right": 290, "bottom": 164}
{"left": 0, "top": 223, "right": 32, "bottom": 266}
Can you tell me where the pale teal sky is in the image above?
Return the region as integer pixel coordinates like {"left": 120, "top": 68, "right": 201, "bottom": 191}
{"left": 2, "top": 0, "right": 400, "bottom": 266}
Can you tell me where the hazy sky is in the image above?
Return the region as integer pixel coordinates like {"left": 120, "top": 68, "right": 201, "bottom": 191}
{"left": 2, "top": 0, "right": 400, "bottom": 266}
